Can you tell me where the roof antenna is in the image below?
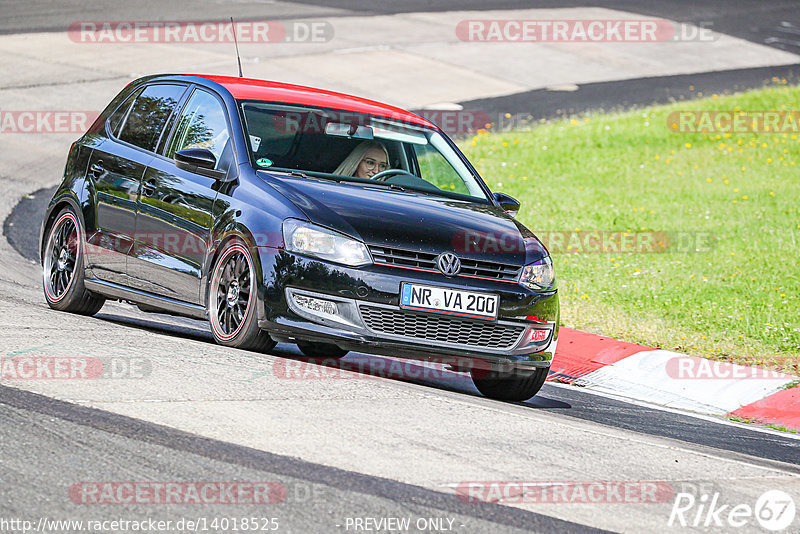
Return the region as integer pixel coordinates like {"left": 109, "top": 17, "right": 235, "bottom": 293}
{"left": 231, "top": 17, "right": 243, "bottom": 77}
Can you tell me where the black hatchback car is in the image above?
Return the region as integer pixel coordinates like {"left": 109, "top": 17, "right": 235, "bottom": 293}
{"left": 40, "top": 74, "right": 559, "bottom": 401}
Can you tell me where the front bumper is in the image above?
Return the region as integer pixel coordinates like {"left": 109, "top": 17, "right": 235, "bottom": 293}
{"left": 256, "top": 249, "right": 559, "bottom": 370}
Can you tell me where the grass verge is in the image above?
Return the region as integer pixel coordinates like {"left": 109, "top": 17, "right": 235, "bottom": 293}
{"left": 459, "top": 82, "right": 800, "bottom": 375}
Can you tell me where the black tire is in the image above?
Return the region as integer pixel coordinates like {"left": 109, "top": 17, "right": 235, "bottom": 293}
{"left": 470, "top": 366, "right": 549, "bottom": 402}
{"left": 297, "top": 341, "right": 349, "bottom": 358}
{"left": 208, "top": 240, "right": 276, "bottom": 352}
{"left": 42, "top": 208, "right": 105, "bottom": 315}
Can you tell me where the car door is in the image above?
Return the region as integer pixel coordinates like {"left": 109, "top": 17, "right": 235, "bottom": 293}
{"left": 84, "top": 83, "right": 188, "bottom": 285}
{"left": 127, "top": 87, "right": 235, "bottom": 304}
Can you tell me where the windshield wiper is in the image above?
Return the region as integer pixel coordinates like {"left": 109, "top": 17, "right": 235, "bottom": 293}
{"left": 355, "top": 179, "right": 405, "bottom": 192}
{"left": 266, "top": 168, "right": 341, "bottom": 183}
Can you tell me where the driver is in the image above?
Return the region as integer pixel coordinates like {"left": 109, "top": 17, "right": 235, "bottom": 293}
{"left": 334, "top": 141, "right": 389, "bottom": 179}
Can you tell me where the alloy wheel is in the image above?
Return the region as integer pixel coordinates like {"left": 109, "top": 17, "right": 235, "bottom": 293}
{"left": 43, "top": 213, "right": 78, "bottom": 302}
{"left": 211, "top": 246, "right": 253, "bottom": 340}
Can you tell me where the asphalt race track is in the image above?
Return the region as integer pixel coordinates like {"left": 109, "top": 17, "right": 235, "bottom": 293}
{"left": 1, "top": 1, "right": 799, "bottom": 533}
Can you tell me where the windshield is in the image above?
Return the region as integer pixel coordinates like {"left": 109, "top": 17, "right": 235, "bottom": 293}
{"left": 239, "top": 101, "right": 489, "bottom": 202}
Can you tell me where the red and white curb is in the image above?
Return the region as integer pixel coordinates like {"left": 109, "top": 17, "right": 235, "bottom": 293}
{"left": 550, "top": 328, "right": 800, "bottom": 431}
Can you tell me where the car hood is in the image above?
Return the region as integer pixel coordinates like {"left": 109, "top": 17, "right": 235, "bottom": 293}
{"left": 258, "top": 172, "right": 547, "bottom": 265}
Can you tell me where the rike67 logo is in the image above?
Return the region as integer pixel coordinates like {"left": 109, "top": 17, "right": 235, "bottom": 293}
{"left": 669, "top": 489, "right": 796, "bottom": 531}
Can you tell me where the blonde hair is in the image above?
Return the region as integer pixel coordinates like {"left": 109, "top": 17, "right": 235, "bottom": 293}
{"left": 334, "top": 141, "right": 389, "bottom": 177}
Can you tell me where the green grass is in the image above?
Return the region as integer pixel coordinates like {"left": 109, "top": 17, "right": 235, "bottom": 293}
{"left": 726, "top": 414, "right": 800, "bottom": 434}
{"left": 781, "top": 379, "right": 800, "bottom": 390}
{"left": 458, "top": 83, "right": 800, "bottom": 374}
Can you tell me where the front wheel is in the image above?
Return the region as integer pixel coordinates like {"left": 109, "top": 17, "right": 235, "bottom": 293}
{"left": 208, "top": 240, "right": 275, "bottom": 352}
{"left": 42, "top": 208, "right": 105, "bottom": 315}
{"left": 470, "top": 366, "right": 549, "bottom": 402}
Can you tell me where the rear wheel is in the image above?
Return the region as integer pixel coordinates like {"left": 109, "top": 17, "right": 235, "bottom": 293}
{"left": 296, "top": 341, "right": 348, "bottom": 358}
{"left": 208, "top": 240, "right": 276, "bottom": 352}
{"left": 470, "top": 366, "right": 549, "bottom": 401}
{"left": 42, "top": 208, "right": 105, "bottom": 315}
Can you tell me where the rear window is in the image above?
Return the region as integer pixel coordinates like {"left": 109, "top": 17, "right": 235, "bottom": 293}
{"left": 117, "top": 84, "right": 186, "bottom": 152}
{"left": 106, "top": 88, "right": 142, "bottom": 137}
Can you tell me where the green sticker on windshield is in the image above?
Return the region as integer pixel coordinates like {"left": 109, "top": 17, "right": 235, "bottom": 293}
{"left": 256, "top": 158, "right": 273, "bottom": 168}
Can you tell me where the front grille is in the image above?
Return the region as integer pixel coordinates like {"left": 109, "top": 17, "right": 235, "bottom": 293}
{"left": 368, "top": 246, "right": 520, "bottom": 282}
{"left": 359, "top": 305, "right": 525, "bottom": 350}
{"left": 369, "top": 246, "right": 437, "bottom": 270}
{"left": 460, "top": 258, "right": 521, "bottom": 281}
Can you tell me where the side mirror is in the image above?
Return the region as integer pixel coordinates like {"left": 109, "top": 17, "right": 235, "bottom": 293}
{"left": 494, "top": 192, "right": 520, "bottom": 218}
{"left": 175, "top": 148, "right": 226, "bottom": 180}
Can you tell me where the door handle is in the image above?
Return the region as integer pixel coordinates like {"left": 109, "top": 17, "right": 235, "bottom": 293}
{"left": 89, "top": 161, "right": 104, "bottom": 176}
{"left": 142, "top": 179, "right": 157, "bottom": 197}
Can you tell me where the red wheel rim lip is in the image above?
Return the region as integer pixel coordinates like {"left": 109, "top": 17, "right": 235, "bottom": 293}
{"left": 210, "top": 244, "right": 254, "bottom": 341}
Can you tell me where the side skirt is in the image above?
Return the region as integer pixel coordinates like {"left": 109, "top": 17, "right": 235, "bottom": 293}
{"left": 84, "top": 278, "right": 207, "bottom": 320}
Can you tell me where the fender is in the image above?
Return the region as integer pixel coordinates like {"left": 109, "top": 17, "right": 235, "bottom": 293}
{"left": 200, "top": 170, "right": 304, "bottom": 316}
{"left": 40, "top": 143, "right": 93, "bottom": 263}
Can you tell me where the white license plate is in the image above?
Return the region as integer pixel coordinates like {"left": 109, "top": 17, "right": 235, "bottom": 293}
{"left": 400, "top": 283, "right": 499, "bottom": 320}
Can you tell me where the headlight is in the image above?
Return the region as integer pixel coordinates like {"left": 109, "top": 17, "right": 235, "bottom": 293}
{"left": 519, "top": 255, "right": 556, "bottom": 290}
{"left": 282, "top": 219, "right": 371, "bottom": 267}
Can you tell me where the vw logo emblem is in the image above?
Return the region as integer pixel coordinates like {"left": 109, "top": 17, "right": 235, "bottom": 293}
{"left": 437, "top": 252, "right": 461, "bottom": 277}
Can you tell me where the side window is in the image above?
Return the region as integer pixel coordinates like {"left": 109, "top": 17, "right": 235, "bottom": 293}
{"left": 166, "top": 89, "right": 231, "bottom": 170}
{"left": 106, "top": 87, "right": 141, "bottom": 137}
{"left": 240, "top": 104, "right": 297, "bottom": 157}
{"left": 412, "top": 143, "right": 471, "bottom": 196}
{"left": 118, "top": 84, "right": 186, "bottom": 152}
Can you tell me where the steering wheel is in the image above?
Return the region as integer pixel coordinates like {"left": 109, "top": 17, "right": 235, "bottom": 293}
{"left": 370, "top": 168, "right": 418, "bottom": 182}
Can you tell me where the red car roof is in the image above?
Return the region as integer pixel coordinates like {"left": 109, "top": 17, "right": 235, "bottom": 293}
{"left": 191, "top": 74, "right": 435, "bottom": 129}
